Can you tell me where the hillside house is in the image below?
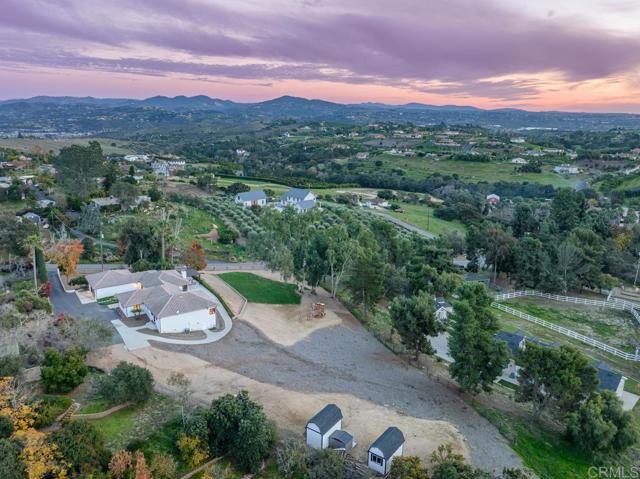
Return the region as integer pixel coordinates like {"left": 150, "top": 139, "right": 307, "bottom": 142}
{"left": 86, "top": 268, "right": 218, "bottom": 334}
{"left": 152, "top": 161, "right": 170, "bottom": 176}
{"left": 435, "top": 297, "right": 453, "bottom": 321}
{"left": 278, "top": 188, "right": 317, "bottom": 212}
{"left": 595, "top": 362, "right": 626, "bottom": 398}
{"left": 235, "top": 190, "right": 267, "bottom": 208}
{"left": 495, "top": 331, "right": 526, "bottom": 384}
{"left": 486, "top": 193, "right": 500, "bottom": 205}
{"left": 305, "top": 404, "right": 343, "bottom": 449}
{"left": 553, "top": 164, "right": 580, "bottom": 174}
{"left": 511, "top": 157, "right": 528, "bottom": 164}
{"left": 367, "top": 427, "right": 404, "bottom": 475}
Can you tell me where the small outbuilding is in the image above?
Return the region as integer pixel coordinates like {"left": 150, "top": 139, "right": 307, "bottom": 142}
{"left": 328, "top": 429, "right": 355, "bottom": 452}
{"left": 305, "top": 404, "right": 343, "bottom": 449}
{"left": 367, "top": 427, "right": 404, "bottom": 475}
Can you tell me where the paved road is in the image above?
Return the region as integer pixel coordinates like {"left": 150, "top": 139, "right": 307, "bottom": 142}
{"left": 371, "top": 212, "right": 435, "bottom": 239}
{"left": 47, "top": 269, "right": 121, "bottom": 343}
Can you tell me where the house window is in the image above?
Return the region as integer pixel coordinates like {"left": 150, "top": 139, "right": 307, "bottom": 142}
{"left": 370, "top": 453, "right": 384, "bottom": 466}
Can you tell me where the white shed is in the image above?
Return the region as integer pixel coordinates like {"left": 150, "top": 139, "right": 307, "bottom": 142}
{"left": 305, "top": 404, "right": 343, "bottom": 449}
{"left": 367, "top": 427, "right": 404, "bottom": 475}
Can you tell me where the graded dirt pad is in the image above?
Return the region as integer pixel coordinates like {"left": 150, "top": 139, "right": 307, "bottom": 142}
{"left": 90, "top": 345, "right": 468, "bottom": 464}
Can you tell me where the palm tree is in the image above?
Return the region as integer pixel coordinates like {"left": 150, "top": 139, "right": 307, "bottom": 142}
{"left": 22, "top": 234, "right": 41, "bottom": 293}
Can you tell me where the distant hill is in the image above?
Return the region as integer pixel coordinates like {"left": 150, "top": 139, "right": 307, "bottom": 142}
{"left": 2, "top": 94, "right": 640, "bottom": 131}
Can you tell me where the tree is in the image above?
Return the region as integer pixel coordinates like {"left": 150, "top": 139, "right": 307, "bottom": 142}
{"left": 448, "top": 283, "right": 509, "bottom": 394}
{"left": 168, "top": 372, "right": 193, "bottom": 425}
{"left": 566, "top": 391, "right": 638, "bottom": 456}
{"left": 53, "top": 141, "right": 104, "bottom": 199}
{"left": 0, "top": 355, "right": 22, "bottom": 378}
{"left": 40, "top": 348, "right": 88, "bottom": 393}
{"left": 345, "top": 242, "right": 385, "bottom": 321}
{"left": 551, "top": 188, "right": 586, "bottom": 233}
{"left": 206, "top": 390, "right": 276, "bottom": 473}
{"left": 389, "top": 456, "right": 429, "bottom": 479}
{"left": 484, "top": 225, "right": 516, "bottom": 283}
{"left": 79, "top": 203, "right": 101, "bottom": 235}
{"left": 46, "top": 239, "right": 84, "bottom": 276}
{"left": 50, "top": 420, "right": 110, "bottom": 476}
{"left": 118, "top": 217, "right": 160, "bottom": 265}
{"left": 21, "top": 235, "right": 40, "bottom": 293}
{"left": 516, "top": 343, "right": 598, "bottom": 419}
{"left": 0, "top": 415, "right": 14, "bottom": 439}
{"left": 111, "top": 180, "right": 140, "bottom": 210}
{"left": 35, "top": 247, "right": 48, "bottom": 286}
{"left": 430, "top": 444, "right": 492, "bottom": 479}
{"left": 108, "top": 450, "right": 132, "bottom": 479}
{"left": 0, "top": 438, "right": 25, "bottom": 479}
{"left": 390, "top": 292, "right": 444, "bottom": 361}
{"left": 181, "top": 241, "right": 207, "bottom": 271}
{"left": 0, "top": 214, "right": 37, "bottom": 256}
{"left": 513, "top": 237, "right": 548, "bottom": 289}
{"left": 96, "top": 362, "right": 154, "bottom": 405}
{"left": 196, "top": 173, "right": 216, "bottom": 192}
{"left": 148, "top": 184, "right": 162, "bottom": 202}
{"left": 555, "top": 240, "right": 585, "bottom": 294}
{"left": 226, "top": 182, "right": 250, "bottom": 196}
{"left": 19, "top": 428, "right": 69, "bottom": 479}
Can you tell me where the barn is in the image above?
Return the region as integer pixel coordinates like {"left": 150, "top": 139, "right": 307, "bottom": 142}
{"left": 367, "top": 427, "right": 405, "bottom": 475}
{"left": 305, "top": 404, "right": 343, "bottom": 449}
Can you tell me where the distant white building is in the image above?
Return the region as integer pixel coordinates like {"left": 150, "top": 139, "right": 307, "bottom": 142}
{"left": 124, "top": 154, "right": 150, "bottom": 162}
{"left": 356, "top": 152, "right": 369, "bottom": 160}
{"left": 152, "top": 161, "right": 170, "bottom": 177}
{"left": 235, "top": 190, "right": 267, "bottom": 208}
{"left": 510, "top": 137, "right": 525, "bottom": 144}
{"left": 486, "top": 193, "right": 500, "bottom": 205}
{"left": 511, "top": 157, "right": 528, "bottom": 164}
{"left": 435, "top": 297, "right": 454, "bottom": 321}
{"left": 553, "top": 164, "right": 580, "bottom": 175}
{"left": 280, "top": 188, "right": 316, "bottom": 208}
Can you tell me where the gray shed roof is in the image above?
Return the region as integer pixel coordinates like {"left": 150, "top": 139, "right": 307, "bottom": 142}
{"left": 295, "top": 199, "right": 316, "bottom": 211}
{"left": 369, "top": 427, "right": 404, "bottom": 458}
{"left": 307, "top": 404, "right": 342, "bottom": 434}
{"left": 595, "top": 362, "right": 623, "bottom": 392}
{"left": 329, "top": 430, "right": 353, "bottom": 448}
{"left": 496, "top": 331, "right": 526, "bottom": 358}
{"left": 237, "top": 190, "right": 267, "bottom": 202}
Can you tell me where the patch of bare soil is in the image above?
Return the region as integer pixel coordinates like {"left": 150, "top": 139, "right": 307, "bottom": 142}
{"left": 90, "top": 345, "right": 469, "bottom": 464}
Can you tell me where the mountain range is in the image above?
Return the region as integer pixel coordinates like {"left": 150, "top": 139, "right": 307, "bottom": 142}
{"left": 2, "top": 95, "right": 640, "bottom": 131}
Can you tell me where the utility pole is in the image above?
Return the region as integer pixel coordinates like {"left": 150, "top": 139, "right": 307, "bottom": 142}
{"left": 99, "top": 221, "right": 104, "bottom": 272}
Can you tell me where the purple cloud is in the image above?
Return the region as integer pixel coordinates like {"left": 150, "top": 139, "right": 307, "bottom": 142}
{"left": 1, "top": 0, "right": 640, "bottom": 101}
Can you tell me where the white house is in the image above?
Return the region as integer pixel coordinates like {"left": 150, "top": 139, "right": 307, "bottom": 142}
{"left": 486, "top": 193, "right": 500, "bottom": 205}
{"left": 235, "top": 190, "right": 267, "bottom": 208}
{"left": 356, "top": 152, "right": 369, "bottom": 160}
{"left": 367, "top": 427, "right": 404, "bottom": 475}
{"left": 280, "top": 188, "right": 316, "bottom": 205}
{"left": 152, "top": 161, "right": 170, "bottom": 177}
{"left": 553, "top": 164, "right": 580, "bottom": 175}
{"left": 435, "top": 297, "right": 453, "bottom": 321}
{"left": 305, "top": 404, "right": 343, "bottom": 450}
{"left": 495, "top": 331, "right": 527, "bottom": 385}
{"left": 511, "top": 157, "right": 528, "bottom": 164}
{"left": 86, "top": 269, "right": 218, "bottom": 334}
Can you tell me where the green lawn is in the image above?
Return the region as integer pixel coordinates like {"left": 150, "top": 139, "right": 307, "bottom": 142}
{"left": 383, "top": 202, "right": 465, "bottom": 236}
{"left": 77, "top": 398, "right": 112, "bottom": 414}
{"left": 88, "top": 393, "right": 178, "bottom": 450}
{"left": 218, "top": 272, "right": 301, "bottom": 304}
{"left": 473, "top": 402, "right": 594, "bottom": 479}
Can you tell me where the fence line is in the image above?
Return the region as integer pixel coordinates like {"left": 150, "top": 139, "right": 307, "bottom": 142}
{"left": 494, "top": 290, "right": 640, "bottom": 324}
{"left": 492, "top": 292, "right": 640, "bottom": 361}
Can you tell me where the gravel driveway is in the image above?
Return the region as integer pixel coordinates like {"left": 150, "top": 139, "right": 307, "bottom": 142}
{"left": 156, "top": 318, "right": 522, "bottom": 471}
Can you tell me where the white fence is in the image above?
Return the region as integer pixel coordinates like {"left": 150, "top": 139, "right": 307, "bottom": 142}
{"left": 493, "top": 291, "right": 640, "bottom": 362}
{"left": 495, "top": 290, "right": 640, "bottom": 325}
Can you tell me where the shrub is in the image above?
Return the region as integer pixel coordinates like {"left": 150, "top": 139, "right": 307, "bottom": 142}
{"left": 275, "top": 438, "right": 307, "bottom": 478}
{"left": 96, "top": 361, "right": 154, "bottom": 405}
{"left": 0, "top": 438, "right": 26, "bottom": 479}
{"left": 40, "top": 347, "right": 88, "bottom": 393}
{"left": 149, "top": 452, "right": 177, "bottom": 479}
{"left": 306, "top": 449, "right": 346, "bottom": 479}
{"left": 50, "top": 420, "right": 110, "bottom": 476}
{"left": 176, "top": 433, "right": 208, "bottom": 469}
{"left": 32, "top": 395, "right": 72, "bottom": 428}
{"left": 0, "top": 415, "right": 13, "bottom": 439}
{"left": 218, "top": 228, "right": 239, "bottom": 244}
{"left": 69, "top": 275, "right": 88, "bottom": 286}
{"left": 0, "top": 355, "right": 22, "bottom": 378}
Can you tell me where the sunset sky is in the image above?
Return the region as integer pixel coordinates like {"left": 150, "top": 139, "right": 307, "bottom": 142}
{"left": 2, "top": 0, "right": 640, "bottom": 112}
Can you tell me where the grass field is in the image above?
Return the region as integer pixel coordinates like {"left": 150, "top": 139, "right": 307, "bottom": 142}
{"left": 500, "top": 297, "right": 638, "bottom": 353}
{"left": 0, "top": 137, "right": 134, "bottom": 155}
{"left": 216, "top": 177, "right": 290, "bottom": 195}
{"left": 218, "top": 272, "right": 301, "bottom": 304}
{"left": 365, "top": 154, "right": 585, "bottom": 187}
{"left": 384, "top": 202, "right": 465, "bottom": 236}
{"left": 473, "top": 402, "right": 594, "bottom": 479}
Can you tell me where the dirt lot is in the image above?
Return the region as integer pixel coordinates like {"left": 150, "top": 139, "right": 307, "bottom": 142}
{"left": 92, "top": 270, "right": 522, "bottom": 471}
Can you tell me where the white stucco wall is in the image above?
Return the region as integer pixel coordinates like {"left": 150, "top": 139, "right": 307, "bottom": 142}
{"left": 157, "top": 308, "right": 216, "bottom": 334}
{"left": 94, "top": 283, "right": 138, "bottom": 299}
